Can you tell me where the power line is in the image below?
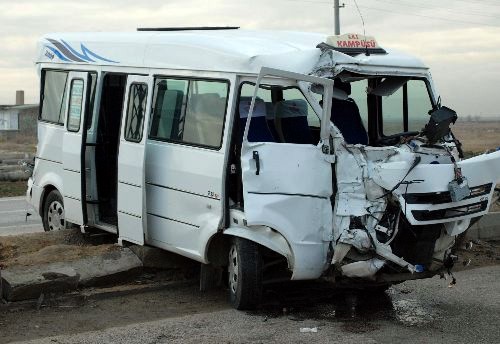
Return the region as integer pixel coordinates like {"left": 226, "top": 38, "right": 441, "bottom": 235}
{"left": 372, "top": 0, "right": 500, "bottom": 19}
{"left": 358, "top": 4, "right": 499, "bottom": 27}
{"left": 277, "top": 0, "right": 499, "bottom": 28}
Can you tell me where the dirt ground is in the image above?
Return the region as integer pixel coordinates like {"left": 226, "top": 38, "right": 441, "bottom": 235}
{"left": 453, "top": 120, "right": 500, "bottom": 154}
{"left": 1, "top": 258, "right": 499, "bottom": 343}
{"left": 0, "top": 229, "right": 118, "bottom": 269}
{"left": 454, "top": 239, "right": 500, "bottom": 271}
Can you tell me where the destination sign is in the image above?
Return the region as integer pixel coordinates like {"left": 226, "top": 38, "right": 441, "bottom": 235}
{"left": 326, "top": 33, "right": 380, "bottom": 49}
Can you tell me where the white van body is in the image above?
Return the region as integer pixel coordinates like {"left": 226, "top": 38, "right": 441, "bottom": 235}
{"left": 28, "top": 29, "right": 500, "bottom": 309}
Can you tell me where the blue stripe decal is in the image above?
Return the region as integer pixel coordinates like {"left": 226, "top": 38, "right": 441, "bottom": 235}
{"left": 45, "top": 46, "right": 70, "bottom": 62}
{"left": 60, "top": 39, "right": 94, "bottom": 62}
{"left": 80, "top": 44, "right": 118, "bottom": 63}
{"left": 45, "top": 38, "right": 119, "bottom": 64}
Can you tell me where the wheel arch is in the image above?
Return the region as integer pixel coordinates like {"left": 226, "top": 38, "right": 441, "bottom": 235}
{"left": 39, "top": 184, "right": 59, "bottom": 217}
{"left": 37, "top": 172, "right": 64, "bottom": 217}
{"left": 222, "top": 225, "right": 294, "bottom": 269}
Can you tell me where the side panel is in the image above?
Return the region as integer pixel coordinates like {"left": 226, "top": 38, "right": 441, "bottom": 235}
{"left": 145, "top": 142, "right": 225, "bottom": 261}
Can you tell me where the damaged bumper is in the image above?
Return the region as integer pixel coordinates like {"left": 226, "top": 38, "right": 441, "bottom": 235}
{"left": 331, "top": 133, "right": 500, "bottom": 281}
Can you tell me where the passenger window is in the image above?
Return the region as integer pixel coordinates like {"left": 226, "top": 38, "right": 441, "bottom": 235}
{"left": 67, "top": 79, "right": 84, "bottom": 132}
{"left": 124, "top": 83, "right": 148, "bottom": 142}
{"left": 239, "top": 83, "right": 318, "bottom": 144}
{"left": 149, "top": 78, "right": 229, "bottom": 149}
{"left": 40, "top": 70, "right": 69, "bottom": 124}
{"left": 282, "top": 88, "right": 319, "bottom": 128}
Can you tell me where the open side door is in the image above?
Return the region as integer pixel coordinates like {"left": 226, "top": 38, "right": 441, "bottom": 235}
{"left": 62, "top": 71, "right": 90, "bottom": 225}
{"left": 241, "top": 68, "right": 334, "bottom": 241}
{"left": 117, "top": 75, "right": 153, "bottom": 245}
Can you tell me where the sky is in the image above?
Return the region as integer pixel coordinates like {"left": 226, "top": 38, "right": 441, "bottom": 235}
{"left": 0, "top": 0, "right": 499, "bottom": 117}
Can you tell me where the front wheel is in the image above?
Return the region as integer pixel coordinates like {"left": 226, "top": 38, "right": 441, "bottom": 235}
{"left": 228, "top": 237, "right": 263, "bottom": 310}
{"left": 42, "top": 190, "right": 65, "bottom": 232}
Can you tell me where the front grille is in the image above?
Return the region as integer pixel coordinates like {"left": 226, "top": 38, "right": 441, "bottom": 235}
{"left": 403, "top": 183, "right": 492, "bottom": 205}
{"left": 412, "top": 200, "right": 488, "bottom": 221}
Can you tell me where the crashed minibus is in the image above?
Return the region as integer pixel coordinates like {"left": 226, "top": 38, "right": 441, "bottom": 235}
{"left": 28, "top": 29, "right": 500, "bottom": 309}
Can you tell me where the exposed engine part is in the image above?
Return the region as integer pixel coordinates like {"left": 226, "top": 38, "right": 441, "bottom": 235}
{"left": 341, "top": 258, "right": 385, "bottom": 279}
{"left": 390, "top": 216, "right": 442, "bottom": 269}
{"left": 376, "top": 203, "right": 401, "bottom": 244}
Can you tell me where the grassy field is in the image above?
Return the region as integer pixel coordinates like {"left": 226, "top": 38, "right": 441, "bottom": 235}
{"left": 453, "top": 120, "right": 500, "bottom": 154}
{"left": 0, "top": 180, "right": 27, "bottom": 197}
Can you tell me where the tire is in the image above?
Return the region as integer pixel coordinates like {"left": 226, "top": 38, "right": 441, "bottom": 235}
{"left": 42, "top": 190, "right": 65, "bottom": 232}
{"left": 228, "top": 237, "right": 263, "bottom": 310}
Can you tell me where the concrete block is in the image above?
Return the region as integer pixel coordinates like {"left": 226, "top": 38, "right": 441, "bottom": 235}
{"left": 76, "top": 248, "right": 143, "bottom": 287}
{"left": 1, "top": 264, "right": 79, "bottom": 301}
{"left": 0, "top": 247, "right": 143, "bottom": 301}
{"left": 467, "top": 212, "right": 500, "bottom": 241}
{"left": 129, "top": 245, "right": 195, "bottom": 270}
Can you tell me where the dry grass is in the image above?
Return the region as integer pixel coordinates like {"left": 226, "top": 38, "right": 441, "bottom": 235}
{"left": 453, "top": 120, "right": 500, "bottom": 154}
{"left": 0, "top": 180, "right": 27, "bottom": 197}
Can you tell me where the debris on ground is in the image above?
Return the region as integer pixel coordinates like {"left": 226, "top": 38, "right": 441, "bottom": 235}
{"left": 453, "top": 239, "right": 500, "bottom": 271}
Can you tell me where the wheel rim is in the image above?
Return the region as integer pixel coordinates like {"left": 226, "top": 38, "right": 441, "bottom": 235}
{"left": 228, "top": 245, "right": 238, "bottom": 294}
{"left": 47, "top": 200, "right": 65, "bottom": 231}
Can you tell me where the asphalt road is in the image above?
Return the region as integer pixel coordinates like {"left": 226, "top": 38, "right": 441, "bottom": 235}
{"left": 2, "top": 265, "right": 499, "bottom": 344}
{"left": 0, "top": 196, "right": 43, "bottom": 236}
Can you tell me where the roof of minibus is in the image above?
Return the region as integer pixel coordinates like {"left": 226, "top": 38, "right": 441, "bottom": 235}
{"left": 36, "top": 30, "right": 428, "bottom": 74}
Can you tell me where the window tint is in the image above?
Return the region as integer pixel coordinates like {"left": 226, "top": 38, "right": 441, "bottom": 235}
{"left": 282, "top": 88, "right": 319, "bottom": 128}
{"left": 381, "top": 79, "right": 433, "bottom": 135}
{"left": 40, "top": 70, "right": 69, "bottom": 124}
{"left": 239, "top": 83, "right": 318, "bottom": 144}
{"left": 349, "top": 79, "right": 368, "bottom": 129}
{"left": 124, "top": 83, "right": 148, "bottom": 142}
{"left": 408, "top": 80, "right": 433, "bottom": 132}
{"left": 149, "top": 78, "right": 229, "bottom": 148}
{"left": 382, "top": 85, "right": 404, "bottom": 135}
{"left": 67, "top": 79, "right": 84, "bottom": 132}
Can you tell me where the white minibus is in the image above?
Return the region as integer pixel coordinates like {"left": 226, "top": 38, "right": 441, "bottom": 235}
{"left": 28, "top": 29, "right": 500, "bottom": 309}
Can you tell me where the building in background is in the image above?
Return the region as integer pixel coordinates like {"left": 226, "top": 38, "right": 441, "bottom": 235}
{"left": 0, "top": 91, "right": 38, "bottom": 143}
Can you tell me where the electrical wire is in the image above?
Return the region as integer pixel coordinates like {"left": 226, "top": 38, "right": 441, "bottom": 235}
{"left": 277, "top": 0, "right": 500, "bottom": 27}
{"left": 358, "top": 4, "right": 499, "bottom": 27}
{"left": 372, "top": 0, "right": 500, "bottom": 19}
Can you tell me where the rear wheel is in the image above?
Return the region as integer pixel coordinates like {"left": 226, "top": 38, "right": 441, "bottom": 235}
{"left": 228, "top": 237, "right": 262, "bottom": 310}
{"left": 42, "top": 190, "right": 65, "bottom": 232}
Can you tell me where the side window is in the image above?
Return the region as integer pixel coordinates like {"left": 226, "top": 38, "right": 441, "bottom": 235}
{"left": 349, "top": 79, "right": 368, "bottom": 129}
{"left": 407, "top": 80, "right": 433, "bottom": 132}
{"left": 382, "top": 86, "right": 404, "bottom": 135}
{"left": 381, "top": 78, "right": 434, "bottom": 135}
{"left": 239, "top": 83, "right": 319, "bottom": 144}
{"left": 282, "top": 88, "right": 319, "bottom": 128}
{"left": 67, "top": 79, "right": 84, "bottom": 132}
{"left": 40, "top": 70, "right": 69, "bottom": 124}
{"left": 149, "top": 78, "right": 229, "bottom": 149}
{"left": 124, "top": 83, "right": 148, "bottom": 142}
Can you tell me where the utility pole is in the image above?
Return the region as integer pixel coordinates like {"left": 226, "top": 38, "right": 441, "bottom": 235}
{"left": 334, "top": 0, "right": 344, "bottom": 35}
